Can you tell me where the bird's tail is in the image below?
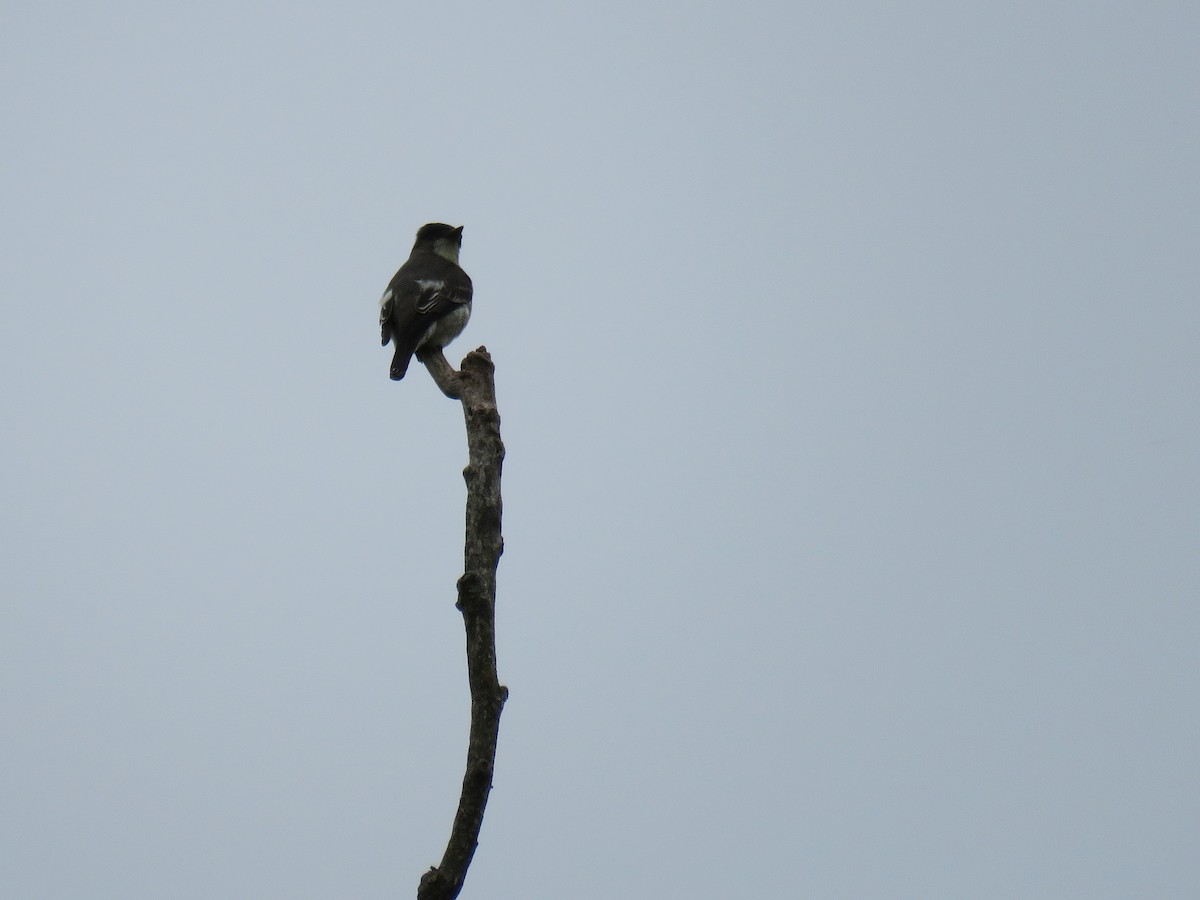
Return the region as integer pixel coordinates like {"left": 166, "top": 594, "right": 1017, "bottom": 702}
{"left": 390, "top": 344, "right": 415, "bottom": 381}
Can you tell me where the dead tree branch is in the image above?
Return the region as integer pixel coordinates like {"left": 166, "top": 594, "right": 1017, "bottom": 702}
{"left": 415, "top": 346, "right": 508, "bottom": 900}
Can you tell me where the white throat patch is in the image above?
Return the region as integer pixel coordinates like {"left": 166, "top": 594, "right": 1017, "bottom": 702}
{"left": 432, "top": 239, "right": 460, "bottom": 264}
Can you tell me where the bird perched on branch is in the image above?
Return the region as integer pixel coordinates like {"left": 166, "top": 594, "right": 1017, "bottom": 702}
{"left": 380, "top": 223, "right": 473, "bottom": 381}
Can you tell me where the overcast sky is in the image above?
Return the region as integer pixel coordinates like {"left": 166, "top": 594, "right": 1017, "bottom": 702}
{"left": 2, "top": 2, "right": 1197, "bottom": 898}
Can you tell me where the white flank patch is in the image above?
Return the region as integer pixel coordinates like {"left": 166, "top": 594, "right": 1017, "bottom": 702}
{"left": 416, "top": 303, "right": 472, "bottom": 350}
{"left": 379, "top": 288, "right": 393, "bottom": 308}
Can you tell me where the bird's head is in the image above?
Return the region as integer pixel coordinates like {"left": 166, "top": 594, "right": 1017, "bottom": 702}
{"left": 413, "top": 223, "right": 464, "bottom": 264}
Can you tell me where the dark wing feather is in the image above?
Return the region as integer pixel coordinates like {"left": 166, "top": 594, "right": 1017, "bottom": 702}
{"left": 380, "top": 288, "right": 395, "bottom": 345}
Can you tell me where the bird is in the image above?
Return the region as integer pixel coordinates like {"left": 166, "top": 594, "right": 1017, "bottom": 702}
{"left": 379, "top": 223, "right": 473, "bottom": 381}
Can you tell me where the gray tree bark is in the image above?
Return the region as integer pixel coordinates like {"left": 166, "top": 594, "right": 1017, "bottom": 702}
{"left": 414, "top": 346, "right": 508, "bottom": 900}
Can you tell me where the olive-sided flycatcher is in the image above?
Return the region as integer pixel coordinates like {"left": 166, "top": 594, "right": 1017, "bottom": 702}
{"left": 379, "top": 223, "right": 473, "bottom": 381}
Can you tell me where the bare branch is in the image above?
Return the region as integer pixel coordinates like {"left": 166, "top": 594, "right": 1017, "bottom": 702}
{"left": 417, "top": 347, "right": 508, "bottom": 900}
{"left": 416, "top": 347, "right": 465, "bottom": 399}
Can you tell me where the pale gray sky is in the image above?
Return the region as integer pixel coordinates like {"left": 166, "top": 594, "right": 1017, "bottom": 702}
{"left": 2, "top": 2, "right": 1197, "bottom": 898}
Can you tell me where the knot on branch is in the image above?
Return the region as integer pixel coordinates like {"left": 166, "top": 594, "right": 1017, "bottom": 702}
{"left": 465, "top": 405, "right": 500, "bottom": 428}
{"left": 417, "top": 866, "right": 458, "bottom": 900}
{"left": 455, "top": 573, "right": 488, "bottom": 613}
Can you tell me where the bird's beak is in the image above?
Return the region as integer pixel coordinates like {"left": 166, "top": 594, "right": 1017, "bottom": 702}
{"left": 453, "top": 226, "right": 464, "bottom": 239}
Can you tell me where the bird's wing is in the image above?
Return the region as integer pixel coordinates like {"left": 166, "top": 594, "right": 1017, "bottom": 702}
{"left": 380, "top": 287, "right": 395, "bottom": 345}
{"left": 380, "top": 256, "right": 473, "bottom": 346}
{"left": 412, "top": 276, "right": 472, "bottom": 318}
